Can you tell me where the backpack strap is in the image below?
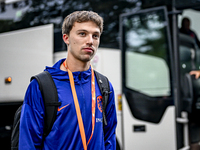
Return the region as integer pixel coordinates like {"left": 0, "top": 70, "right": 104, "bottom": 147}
{"left": 11, "top": 105, "right": 23, "bottom": 149}
{"left": 31, "top": 71, "right": 61, "bottom": 137}
{"left": 94, "top": 70, "right": 111, "bottom": 126}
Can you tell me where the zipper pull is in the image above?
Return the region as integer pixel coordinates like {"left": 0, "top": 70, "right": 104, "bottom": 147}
{"left": 78, "top": 73, "right": 81, "bottom": 81}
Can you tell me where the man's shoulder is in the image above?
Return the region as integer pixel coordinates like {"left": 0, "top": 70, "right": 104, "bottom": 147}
{"left": 94, "top": 70, "right": 114, "bottom": 90}
{"left": 94, "top": 70, "right": 110, "bottom": 83}
{"left": 94, "top": 70, "right": 107, "bottom": 78}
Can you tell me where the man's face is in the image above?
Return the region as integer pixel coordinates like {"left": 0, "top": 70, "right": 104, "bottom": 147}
{"left": 63, "top": 21, "right": 101, "bottom": 63}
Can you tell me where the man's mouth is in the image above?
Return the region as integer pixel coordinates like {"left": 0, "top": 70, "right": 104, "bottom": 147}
{"left": 83, "top": 47, "right": 94, "bottom": 53}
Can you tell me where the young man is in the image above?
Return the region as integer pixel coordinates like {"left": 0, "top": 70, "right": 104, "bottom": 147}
{"left": 19, "top": 11, "right": 117, "bottom": 149}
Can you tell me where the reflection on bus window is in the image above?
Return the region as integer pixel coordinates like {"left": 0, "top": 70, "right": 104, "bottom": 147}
{"left": 123, "top": 8, "right": 171, "bottom": 97}
{"left": 126, "top": 51, "right": 170, "bottom": 96}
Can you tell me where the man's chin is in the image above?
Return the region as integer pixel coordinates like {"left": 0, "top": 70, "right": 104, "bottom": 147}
{"left": 81, "top": 55, "right": 95, "bottom": 62}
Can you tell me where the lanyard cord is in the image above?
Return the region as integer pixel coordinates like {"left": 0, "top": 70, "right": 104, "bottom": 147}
{"left": 63, "top": 61, "right": 96, "bottom": 150}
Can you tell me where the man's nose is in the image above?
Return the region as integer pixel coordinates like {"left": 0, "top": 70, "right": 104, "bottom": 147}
{"left": 86, "top": 35, "right": 93, "bottom": 45}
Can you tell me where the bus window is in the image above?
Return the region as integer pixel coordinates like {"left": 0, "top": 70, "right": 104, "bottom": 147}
{"left": 121, "top": 6, "right": 173, "bottom": 123}
{"left": 123, "top": 7, "right": 171, "bottom": 97}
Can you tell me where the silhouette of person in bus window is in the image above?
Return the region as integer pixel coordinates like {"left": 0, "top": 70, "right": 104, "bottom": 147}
{"left": 180, "top": 17, "right": 200, "bottom": 49}
{"left": 179, "top": 17, "right": 200, "bottom": 79}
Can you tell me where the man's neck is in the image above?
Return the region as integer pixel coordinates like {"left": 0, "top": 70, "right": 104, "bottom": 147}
{"left": 60, "top": 58, "right": 90, "bottom": 72}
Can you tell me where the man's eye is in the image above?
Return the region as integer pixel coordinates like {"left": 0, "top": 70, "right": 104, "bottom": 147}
{"left": 93, "top": 34, "right": 99, "bottom": 39}
{"left": 79, "top": 32, "right": 86, "bottom": 36}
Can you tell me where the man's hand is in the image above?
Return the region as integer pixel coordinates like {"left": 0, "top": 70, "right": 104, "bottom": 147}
{"left": 190, "top": 70, "right": 200, "bottom": 79}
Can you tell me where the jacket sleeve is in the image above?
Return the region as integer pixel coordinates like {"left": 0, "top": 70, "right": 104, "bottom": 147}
{"left": 19, "top": 79, "right": 45, "bottom": 150}
{"left": 103, "top": 82, "right": 117, "bottom": 150}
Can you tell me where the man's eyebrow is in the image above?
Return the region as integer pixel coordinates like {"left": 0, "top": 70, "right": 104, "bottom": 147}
{"left": 77, "top": 29, "right": 87, "bottom": 32}
{"left": 76, "top": 29, "right": 100, "bottom": 34}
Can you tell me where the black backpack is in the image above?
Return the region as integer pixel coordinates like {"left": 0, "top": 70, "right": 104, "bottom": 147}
{"left": 11, "top": 70, "right": 110, "bottom": 150}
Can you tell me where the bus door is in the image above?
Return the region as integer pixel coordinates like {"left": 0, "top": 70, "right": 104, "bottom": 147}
{"left": 179, "top": 32, "right": 200, "bottom": 148}
{"left": 120, "top": 6, "right": 175, "bottom": 150}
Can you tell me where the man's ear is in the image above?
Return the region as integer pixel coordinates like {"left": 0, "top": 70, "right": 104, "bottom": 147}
{"left": 63, "top": 34, "right": 69, "bottom": 45}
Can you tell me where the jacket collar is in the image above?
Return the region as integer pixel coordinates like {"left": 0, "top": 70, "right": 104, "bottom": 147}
{"left": 45, "top": 59, "right": 92, "bottom": 83}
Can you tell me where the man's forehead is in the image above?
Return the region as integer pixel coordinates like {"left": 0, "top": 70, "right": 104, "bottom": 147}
{"left": 72, "top": 21, "right": 100, "bottom": 33}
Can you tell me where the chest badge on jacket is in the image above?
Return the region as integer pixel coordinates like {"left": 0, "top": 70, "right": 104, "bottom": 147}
{"left": 97, "top": 96, "right": 103, "bottom": 113}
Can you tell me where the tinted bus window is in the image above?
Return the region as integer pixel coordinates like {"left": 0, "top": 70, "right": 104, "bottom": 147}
{"left": 120, "top": 6, "right": 173, "bottom": 123}
{"left": 122, "top": 7, "right": 172, "bottom": 97}
{"left": 0, "top": 0, "right": 140, "bottom": 50}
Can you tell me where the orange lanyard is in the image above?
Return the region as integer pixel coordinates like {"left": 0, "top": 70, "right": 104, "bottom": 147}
{"left": 63, "top": 61, "right": 96, "bottom": 150}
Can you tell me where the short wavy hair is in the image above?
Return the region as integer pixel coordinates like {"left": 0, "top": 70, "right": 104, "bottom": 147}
{"left": 62, "top": 11, "right": 104, "bottom": 35}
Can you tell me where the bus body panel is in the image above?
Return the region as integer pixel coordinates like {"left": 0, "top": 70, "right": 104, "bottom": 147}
{"left": 0, "top": 24, "right": 53, "bottom": 102}
{"left": 123, "top": 96, "right": 176, "bottom": 150}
